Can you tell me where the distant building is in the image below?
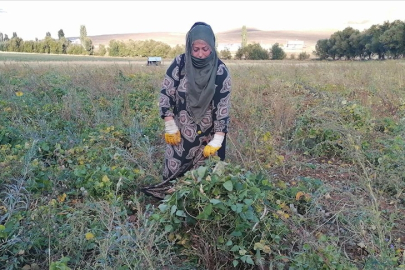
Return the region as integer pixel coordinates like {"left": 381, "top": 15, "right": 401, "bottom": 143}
{"left": 68, "top": 38, "right": 81, "bottom": 45}
{"left": 285, "top": 40, "right": 305, "bottom": 50}
{"left": 261, "top": 44, "right": 273, "bottom": 50}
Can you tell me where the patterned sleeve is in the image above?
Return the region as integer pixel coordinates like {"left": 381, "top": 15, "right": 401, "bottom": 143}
{"left": 159, "top": 55, "right": 182, "bottom": 119}
{"left": 212, "top": 60, "right": 231, "bottom": 133}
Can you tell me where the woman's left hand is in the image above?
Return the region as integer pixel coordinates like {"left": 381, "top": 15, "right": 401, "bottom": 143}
{"left": 203, "top": 145, "right": 221, "bottom": 157}
{"left": 203, "top": 133, "right": 224, "bottom": 157}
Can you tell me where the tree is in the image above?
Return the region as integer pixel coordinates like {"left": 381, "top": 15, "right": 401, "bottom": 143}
{"left": 168, "top": 44, "right": 185, "bottom": 58}
{"left": 241, "top": 25, "right": 247, "bottom": 48}
{"left": 350, "top": 31, "right": 366, "bottom": 59}
{"left": 80, "top": 25, "right": 87, "bottom": 43}
{"left": 46, "top": 32, "right": 51, "bottom": 37}
{"left": 96, "top": 44, "right": 107, "bottom": 56}
{"left": 235, "top": 46, "right": 246, "bottom": 60}
{"left": 58, "top": 37, "right": 69, "bottom": 54}
{"left": 326, "top": 36, "right": 338, "bottom": 60}
{"left": 244, "top": 43, "right": 269, "bottom": 60}
{"left": 83, "top": 37, "right": 94, "bottom": 55}
{"left": 108, "top": 39, "right": 122, "bottom": 56}
{"left": 219, "top": 47, "right": 232, "bottom": 60}
{"left": 8, "top": 37, "right": 23, "bottom": 52}
{"left": 0, "top": 32, "right": 3, "bottom": 42}
{"left": 48, "top": 37, "right": 60, "bottom": 54}
{"left": 150, "top": 42, "right": 170, "bottom": 57}
{"left": 270, "top": 43, "right": 286, "bottom": 60}
{"left": 4, "top": 34, "right": 9, "bottom": 41}
{"left": 332, "top": 27, "right": 360, "bottom": 59}
{"left": 67, "top": 44, "right": 85, "bottom": 55}
{"left": 12, "top": 32, "right": 17, "bottom": 38}
{"left": 0, "top": 41, "right": 8, "bottom": 51}
{"left": 360, "top": 31, "right": 373, "bottom": 59}
{"left": 314, "top": 39, "right": 330, "bottom": 59}
{"left": 329, "top": 31, "right": 345, "bottom": 59}
{"left": 58, "top": 29, "right": 65, "bottom": 40}
{"left": 42, "top": 36, "right": 52, "bottom": 53}
{"left": 23, "top": 40, "right": 35, "bottom": 53}
{"left": 379, "top": 20, "right": 405, "bottom": 58}
{"left": 365, "top": 22, "right": 390, "bottom": 60}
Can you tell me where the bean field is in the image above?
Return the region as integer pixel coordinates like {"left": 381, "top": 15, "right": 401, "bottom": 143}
{"left": 1, "top": 53, "right": 404, "bottom": 269}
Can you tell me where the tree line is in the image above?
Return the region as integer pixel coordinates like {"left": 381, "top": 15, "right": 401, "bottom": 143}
{"left": 217, "top": 25, "right": 291, "bottom": 60}
{"left": 0, "top": 34, "right": 185, "bottom": 59}
{"left": 0, "top": 28, "right": 93, "bottom": 56}
{"left": 0, "top": 26, "right": 184, "bottom": 58}
{"left": 314, "top": 20, "right": 405, "bottom": 60}
{"left": 1, "top": 20, "right": 404, "bottom": 60}
{"left": 107, "top": 39, "right": 184, "bottom": 58}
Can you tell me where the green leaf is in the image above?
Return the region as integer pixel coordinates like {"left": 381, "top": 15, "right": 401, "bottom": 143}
{"left": 245, "top": 209, "right": 257, "bottom": 220}
{"left": 212, "top": 187, "right": 221, "bottom": 196}
{"left": 231, "top": 230, "right": 242, "bottom": 237}
{"left": 164, "top": 225, "right": 173, "bottom": 232}
{"left": 238, "top": 190, "right": 248, "bottom": 199}
{"left": 209, "top": 199, "right": 221, "bottom": 205}
{"left": 170, "top": 205, "right": 177, "bottom": 215}
{"left": 243, "top": 199, "right": 253, "bottom": 205}
{"left": 41, "top": 142, "right": 50, "bottom": 151}
{"left": 230, "top": 245, "right": 240, "bottom": 252}
{"left": 175, "top": 210, "right": 186, "bottom": 217}
{"left": 231, "top": 203, "right": 243, "bottom": 213}
{"left": 196, "top": 204, "right": 213, "bottom": 219}
{"left": 245, "top": 255, "right": 254, "bottom": 265}
{"left": 235, "top": 182, "right": 244, "bottom": 191}
{"left": 197, "top": 166, "right": 207, "bottom": 179}
{"left": 223, "top": 180, "right": 233, "bottom": 191}
{"left": 158, "top": 204, "right": 168, "bottom": 212}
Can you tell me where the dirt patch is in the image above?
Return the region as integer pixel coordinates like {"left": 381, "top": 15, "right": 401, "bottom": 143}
{"left": 270, "top": 151, "right": 405, "bottom": 264}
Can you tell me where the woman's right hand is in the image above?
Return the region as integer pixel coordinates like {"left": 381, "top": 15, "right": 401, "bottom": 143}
{"left": 164, "top": 119, "right": 181, "bottom": 145}
{"left": 165, "top": 130, "right": 181, "bottom": 145}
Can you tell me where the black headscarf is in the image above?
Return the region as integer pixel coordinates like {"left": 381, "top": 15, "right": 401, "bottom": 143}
{"left": 185, "top": 22, "right": 218, "bottom": 125}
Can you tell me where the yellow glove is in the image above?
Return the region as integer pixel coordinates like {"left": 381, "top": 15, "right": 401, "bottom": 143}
{"left": 164, "top": 119, "right": 181, "bottom": 145}
{"left": 203, "top": 134, "right": 224, "bottom": 157}
{"left": 203, "top": 145, "right": 221, "bottom": 157}
{"left": 165, "top": 130, "right": 181, "bottom": 145}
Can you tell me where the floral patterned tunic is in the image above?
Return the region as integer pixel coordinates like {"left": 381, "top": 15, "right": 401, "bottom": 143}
{"left": 159, "top": 53, "right": 231, "bottom": 182}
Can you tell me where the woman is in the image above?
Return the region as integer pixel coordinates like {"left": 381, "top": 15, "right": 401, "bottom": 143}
{"left": 141, "top": 22, "right": 231, "bottom": 199}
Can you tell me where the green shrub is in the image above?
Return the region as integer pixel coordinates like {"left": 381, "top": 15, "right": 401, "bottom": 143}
{"left": 152, "top": 159, "right": 319, "bottom": 269}
{"left": 289, "top": 111, "right": 345, "bottom": 158}
{"left": 298, "top": 51, "right": 310, "bottom": 60}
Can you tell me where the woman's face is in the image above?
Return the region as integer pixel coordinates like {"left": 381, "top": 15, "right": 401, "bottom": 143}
{"left": 191, "top": 40, "right": 211, "bottom": 59}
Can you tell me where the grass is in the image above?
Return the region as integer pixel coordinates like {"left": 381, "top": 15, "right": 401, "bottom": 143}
{"left": 0, "top": 56, "right": 404, "bottom": 269}
{"left": 0, "top": 51, "right": 148, "bottom": 64}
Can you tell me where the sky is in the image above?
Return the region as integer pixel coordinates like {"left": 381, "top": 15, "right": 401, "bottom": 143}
{"left": 0, "top": 1, "right": 404, "bottom": 41}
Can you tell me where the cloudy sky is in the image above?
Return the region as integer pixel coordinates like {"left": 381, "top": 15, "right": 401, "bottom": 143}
{"left": 0, "top": 1, "right": 404, "bottom": 40}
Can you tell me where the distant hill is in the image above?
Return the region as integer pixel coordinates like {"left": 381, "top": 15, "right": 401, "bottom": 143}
{"left": 86, "top": 28, "right": 335, "bottom": 53}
